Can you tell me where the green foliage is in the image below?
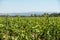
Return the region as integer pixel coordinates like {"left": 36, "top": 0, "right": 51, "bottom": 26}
{"left": 0, "top": 16, "right": 60, "bottom": 40}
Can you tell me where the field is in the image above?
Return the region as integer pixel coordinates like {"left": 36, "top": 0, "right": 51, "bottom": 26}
{"left": 0, "top": 16, "right": 60, "bottom": 40}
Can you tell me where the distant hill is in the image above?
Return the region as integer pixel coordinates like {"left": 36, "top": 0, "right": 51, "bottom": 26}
{"left": 0, "top": 12, "right": 59, "bottom": 16}
{"left": 0, "top": 12, "right": 44, "bottom": 16}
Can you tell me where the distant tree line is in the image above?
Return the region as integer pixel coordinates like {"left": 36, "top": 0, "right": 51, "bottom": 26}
{"left": 0, "top": 13, "right": 60, "bottom": 17}
{"left": 30, "top": 13, "right": 60, "bottom": 17}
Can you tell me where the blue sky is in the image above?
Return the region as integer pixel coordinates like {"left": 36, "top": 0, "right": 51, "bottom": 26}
{"left": 0, "top": 0, "right": 60, "bottom": 13}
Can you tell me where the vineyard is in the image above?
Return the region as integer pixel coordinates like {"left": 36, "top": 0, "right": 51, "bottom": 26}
{"left": 0, "top": 16, "right": 60, "bottom": 40}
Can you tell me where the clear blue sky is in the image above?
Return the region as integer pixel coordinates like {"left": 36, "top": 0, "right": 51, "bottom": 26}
{"left": 0, "top": 0, "right": 60, "bottom": 13}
